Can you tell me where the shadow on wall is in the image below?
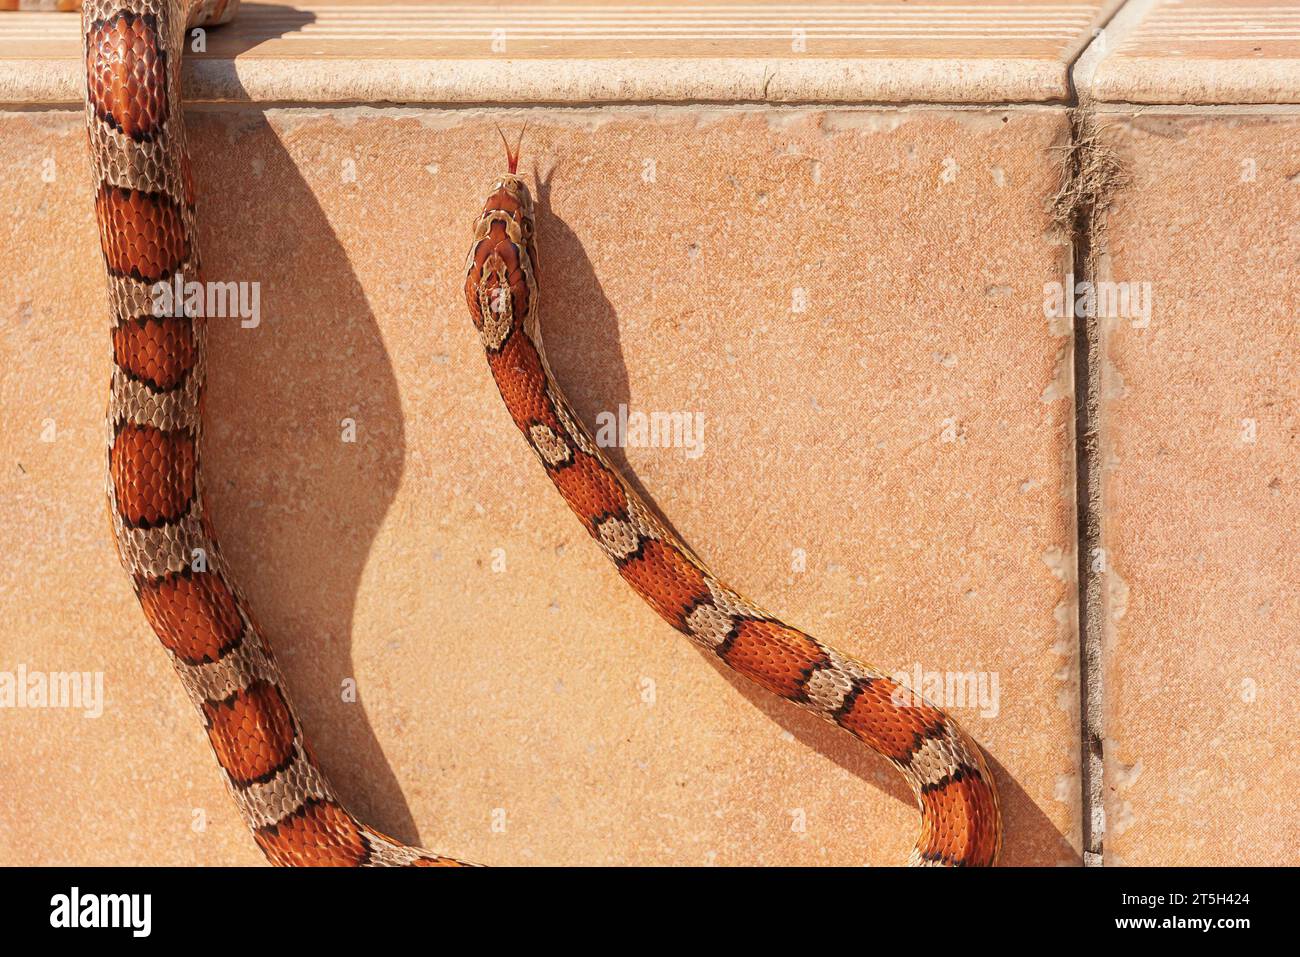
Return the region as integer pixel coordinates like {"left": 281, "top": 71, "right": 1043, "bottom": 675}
{"left": 531, "top": 163, "right": 699, "bottom": 555}
{"left": 190, "top": 110, "right": 425, "bottom": 848}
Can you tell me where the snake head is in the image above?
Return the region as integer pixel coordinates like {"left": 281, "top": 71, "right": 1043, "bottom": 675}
{"left": 488, "top": 124, "right": 535, "bottom": 223}
{"left": 487, "top": 173, "right": 533, "bottom": 223}
{"left": 472, "top": 124, "right": 534, "bottom": 252}
{"left": 464, "top": 127, "right": 540, "bottom": 344}
{"left": 476, "top": 124, "right": 538, "bottom": 289}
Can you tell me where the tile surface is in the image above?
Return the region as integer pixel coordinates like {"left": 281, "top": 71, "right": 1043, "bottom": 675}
{"left": 1097, "top": 112, "right": 1300, "bottom": 865}
{"left": 1089, "top": 0, "right": 1300, "bottom": 104}
{"left": 0, "top": 105, "right": 1080, "bottom": 865}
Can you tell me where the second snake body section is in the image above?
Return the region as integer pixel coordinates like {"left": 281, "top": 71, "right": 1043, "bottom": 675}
{"left": 463, "top": 171, "right": 1002, "bottom": 866}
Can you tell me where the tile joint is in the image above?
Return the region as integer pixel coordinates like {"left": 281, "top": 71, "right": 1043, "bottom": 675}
{"left": 1060, "top": 0, "right": 1153, "bottom": 868}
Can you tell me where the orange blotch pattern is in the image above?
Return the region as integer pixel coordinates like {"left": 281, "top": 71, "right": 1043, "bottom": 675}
{"left": 550, "top": 451, "right": 629, "bottom": 532}
{"left": 254, "top": 799, "right": 368, "bottom": 867}
{"left": 618, "top": 538, "right": 710, "bottom": 629}
{"left": 916, "top": 770, "right": 1000, "bottom": 867}
{"left": 112, "top": 315, "right": 195, "bottom": 391}
{"left": 487, "top": 331, "right": 558, "bottom": 434}
{"left": 721, "top": 619, "right": 828, "bottom": 700}
{"left": 202, "top": 680, "right": 296, "bottom": 787}
{"left": 86, "top": 11, "right": 168, "bottom": 141}
{"left": 95, "top": 185, "right": 187, "bottom": 282}
{"left": 139, "top": 570, "right": 243, "bottom": 665}
{"left": 836, "top": 677, "right": 949, "bottom": 762}
{"left": 109, "top": 423, "right": 194, "bottom": 527}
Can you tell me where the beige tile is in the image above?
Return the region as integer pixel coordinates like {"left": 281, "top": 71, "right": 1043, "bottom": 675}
{"left": 1088, "top": 0, "right": 1300, "bottom": 105}
{"left": 0, "top": 105, "right": 1079, "bottom": 865}
{"left": 1096, "top": 112, "right": 1300, "bottom": 865}
{"left": 0, "top": 0, "right": 1121, "bottom": 104}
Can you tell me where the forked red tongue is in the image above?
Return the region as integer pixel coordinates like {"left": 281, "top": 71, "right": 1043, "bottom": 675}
{"left": 496, "top": 123, "right": 527, "bottom": 174}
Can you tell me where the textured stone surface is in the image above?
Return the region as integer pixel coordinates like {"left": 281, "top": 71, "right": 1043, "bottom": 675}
{"left": 0, "top": 106, "right": 1079, "bottom": 865}
{"left": 0, "top": 0, "right": 1120, "bottom": 103}
{"left": 1096, "top": 112, "right": 1300, "bottom": 865}
{"left": 1089, "top": 0, "right": 1300, "bottom": 105}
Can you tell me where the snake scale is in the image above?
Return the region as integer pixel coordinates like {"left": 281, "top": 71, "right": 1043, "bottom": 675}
{"left": 19, "top": 0, "right": 1003, "bottom": 866}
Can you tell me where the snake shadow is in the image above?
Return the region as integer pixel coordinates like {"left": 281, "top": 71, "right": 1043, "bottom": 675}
{"left": 189, "top": 109, "right": 423, "bottom": 850}
{"left": 196, "top": 3, "right": 316, "bottom": 76}
{"left": 531, "top": 165, "right": 695, "bottom": 549}
{"left": 532, "top": 171, "right": 1080, "bottom": 867}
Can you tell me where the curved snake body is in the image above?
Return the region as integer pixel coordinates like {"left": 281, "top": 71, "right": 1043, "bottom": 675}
{"left": 80, "top": 0, "right": 461, "bottom": 866}
{"left": 25, "top": 0, "right": 1001, "bottom": 865}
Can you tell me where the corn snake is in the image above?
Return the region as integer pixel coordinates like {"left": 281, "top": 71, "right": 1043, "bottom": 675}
{"left": 32, "top": 0, "right": 1001, "bottom": 865}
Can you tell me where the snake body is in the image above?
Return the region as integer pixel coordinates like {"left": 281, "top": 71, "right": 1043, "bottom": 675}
{"left": 33, "top": 0, "right": 1001, "bottom": 865}
{"left": 80, "top": 0, "right": 461, "bottom": 865}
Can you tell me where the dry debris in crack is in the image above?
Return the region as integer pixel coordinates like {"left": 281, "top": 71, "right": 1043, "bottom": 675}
{"left": 1050, "top": 109, "right": 1129, "bottom": 269}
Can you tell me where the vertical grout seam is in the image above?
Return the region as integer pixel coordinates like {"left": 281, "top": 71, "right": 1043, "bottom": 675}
{"left": 1059, "top": 0, "right": 1153, "bottom": 866}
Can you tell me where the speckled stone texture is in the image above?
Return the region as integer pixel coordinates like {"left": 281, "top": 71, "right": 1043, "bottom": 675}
{"left": 1, "top": 0, "right": 1120, "bottom": 104}
{"left": 1089, "top": 0, "right": 1300, "bottom": 105}
{"left": 0, "top": 106, "right": 1079, "bottom": 866}
{"left": 1096, "top": 112, "right": 1300, "bottom": 865}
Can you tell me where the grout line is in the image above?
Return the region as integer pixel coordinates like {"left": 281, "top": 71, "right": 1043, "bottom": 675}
{"left": 1061, "top": 0, "right": 1151, "bottom": 868}
{"left": 1092, "top": 101, "right": 1300, "bottom": 114}
{"left": 0, "top": 93, "right": 1078, "bottom": 110}
{"left": 1069, "top": 143, "right": 1105, "bottom": 869}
